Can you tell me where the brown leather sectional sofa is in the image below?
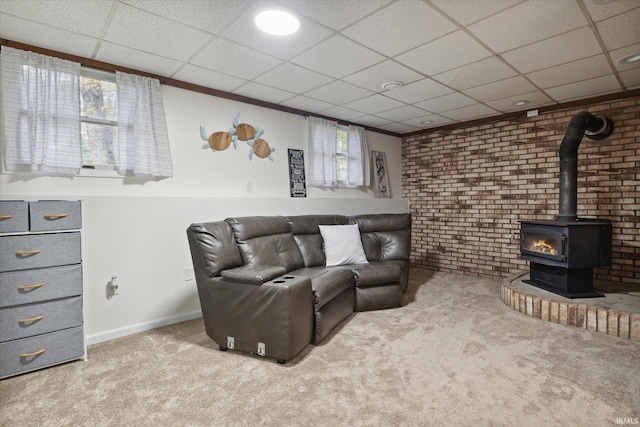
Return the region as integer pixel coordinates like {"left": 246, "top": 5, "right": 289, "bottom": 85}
{"left": 186, "top": 213, "right": 411, "bottom": 364}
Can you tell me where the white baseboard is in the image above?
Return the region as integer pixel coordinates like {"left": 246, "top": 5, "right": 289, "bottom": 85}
{"left": 85, "top": 310, "right": 202, "bottom": 346}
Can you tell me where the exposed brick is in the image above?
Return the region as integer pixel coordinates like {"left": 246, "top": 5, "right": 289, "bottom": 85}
{"left": 404, "top": 97, "right": 640, "bottom": 285}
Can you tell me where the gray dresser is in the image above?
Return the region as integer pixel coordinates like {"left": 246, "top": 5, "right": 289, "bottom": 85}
{"left": 0, "top": 200, "right": 84, "bottom": 378}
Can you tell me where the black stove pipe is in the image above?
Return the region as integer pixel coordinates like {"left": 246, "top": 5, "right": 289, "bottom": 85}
{"left": 558, "top": 112, "right": 613, "bottom": 221}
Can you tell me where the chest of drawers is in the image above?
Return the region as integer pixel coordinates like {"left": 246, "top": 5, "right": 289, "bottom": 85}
{"left": 0, "top": 200, "right": 84, "bottom": 378}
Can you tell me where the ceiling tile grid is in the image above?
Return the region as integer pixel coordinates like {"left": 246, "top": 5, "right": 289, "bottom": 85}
{"left": 0, "top": 0, "right": 638, "bottom": 134}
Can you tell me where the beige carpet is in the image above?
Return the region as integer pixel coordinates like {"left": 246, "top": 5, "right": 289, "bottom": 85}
{"left": 1, "top": 269, "right": 638, "bottom": 426}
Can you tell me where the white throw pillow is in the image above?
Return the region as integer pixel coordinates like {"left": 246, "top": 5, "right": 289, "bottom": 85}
{"left": 319, "top": 224, "right": 369, "bottom": 266}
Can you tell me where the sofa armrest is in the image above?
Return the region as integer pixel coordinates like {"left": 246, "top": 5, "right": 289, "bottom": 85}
{"left": 220, "top": 265, "right": 287, "bottom": 285}
{"left": 196, "top": 275, "right": 313, "bottom": 362}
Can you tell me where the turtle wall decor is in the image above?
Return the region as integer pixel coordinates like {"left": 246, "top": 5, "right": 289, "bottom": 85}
{"left": 199, "top": 111, "right": 275, "bottom": 161}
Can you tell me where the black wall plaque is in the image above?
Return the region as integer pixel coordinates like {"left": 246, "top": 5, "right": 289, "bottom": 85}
{"left": 288, "top": 149, "right": 306, "bottom": 198}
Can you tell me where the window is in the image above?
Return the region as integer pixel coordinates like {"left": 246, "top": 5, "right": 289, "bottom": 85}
{"left": 1, "top": 47, "right": 173, "bottom": 178}
{"left": 80, "top": 69, "right": 118, "bottom": 171}
{"left": 307, "top": 117, "right": 370, "bottom": 188}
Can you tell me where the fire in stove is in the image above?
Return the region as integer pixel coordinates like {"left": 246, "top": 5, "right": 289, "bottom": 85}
{"left": 529, "top": 239, "right": 557, "bottom": 255}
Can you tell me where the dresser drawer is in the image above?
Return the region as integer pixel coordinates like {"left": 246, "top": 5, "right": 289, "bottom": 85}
{"left": 0, "top": 201, "right": 29, "bottom": 233}
{"left": 0, "top": 295, "right": 83, "bottom": 341}
{"left": 0, "top": 265, "right": 82, "bottom": 308}
{"left": 29, "top": 200, "right": 81, "bottom": 231}
{"left": 0, "top": 232, "right": 81, "bottom": 272}
{"left": 0, "top": 326, "right": 83, "bottom": 378}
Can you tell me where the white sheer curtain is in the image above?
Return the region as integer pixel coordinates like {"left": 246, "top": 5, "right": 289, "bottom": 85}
{"left": 308, "top": 116, "right": 338, "bottom": 187}
{"left": 116, "top": 71, "right": 173, "bottom": 178}
{"left": 347, "top": 124, "right": 370, "bottom": 188}
{"left": 1, "top": 46, "right": 82, "bottom": 175}
{"left": 307, "top": 116, "right": 370, "bottom": 188}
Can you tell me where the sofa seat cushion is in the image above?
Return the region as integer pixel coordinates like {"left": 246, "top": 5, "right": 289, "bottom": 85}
{"left": 350, "top": 262, "right": 402, "bottom": 287}
{"left": 289, "top": 267, "right": 354, "bottom": 310}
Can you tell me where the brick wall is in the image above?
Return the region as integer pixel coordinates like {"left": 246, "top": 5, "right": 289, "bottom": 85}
{"left": 402, "top": 96, "right": 640, "bottom": 284}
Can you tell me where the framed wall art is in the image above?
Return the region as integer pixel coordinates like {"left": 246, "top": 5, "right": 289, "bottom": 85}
{"left": 372, "top": 150, "right": 390, "bottom": 198}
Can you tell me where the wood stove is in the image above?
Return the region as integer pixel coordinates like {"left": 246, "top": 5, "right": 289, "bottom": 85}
{"left": 519, "top": 112, "right": 614, "bottom": 298}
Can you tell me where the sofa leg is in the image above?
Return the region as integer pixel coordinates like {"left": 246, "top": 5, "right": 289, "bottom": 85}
{"left": 220, "top": 345, "right": 228, "bottom": 352}
{"left": 277, "top": 359, "right": 285, "bottom": 364}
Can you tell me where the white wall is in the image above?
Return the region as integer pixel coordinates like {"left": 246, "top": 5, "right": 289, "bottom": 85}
{"left": 0, "top": 85, "right": 408, "bottom": 344}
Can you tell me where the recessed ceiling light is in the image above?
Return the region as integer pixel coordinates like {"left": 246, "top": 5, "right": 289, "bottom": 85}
{"left": 255, "top": 10, "right": 299, "bottom": 36}
{"left": 420, "top": 120, "right": 433, "bottom": 125}
{"left": 617, "top": 53, "right": 640, "bottom": 64}
{"left": 381, "top": 81, "right": 403, "bottom": 90}
{"left": 512, "top": 100, "right": 529, "bottom": 106}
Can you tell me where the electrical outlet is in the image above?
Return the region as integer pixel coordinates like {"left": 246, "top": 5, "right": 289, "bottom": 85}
{"left": 184, "top": 267, "right": 195, "bottom": 281}
{"left": 246, "top": 181, "right": 253, "bottom": 193}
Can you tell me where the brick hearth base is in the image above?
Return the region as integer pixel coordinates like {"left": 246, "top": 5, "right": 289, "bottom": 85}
{"left": 501, "top": 272, "right": 640, "bottom": 341}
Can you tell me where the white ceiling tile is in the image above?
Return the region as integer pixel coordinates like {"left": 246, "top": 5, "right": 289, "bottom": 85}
{"left": 468, "top": 0, "right": 587, "bottom": 53}
{"left": 376, "top": 105, "right": 429, "bottom": 122}
{"left": 526, "top": 55, "right": 613, "bottom": 89}
{"left": 121, "top": 0, "right": 249, "bottom": 34}
{"left": 402, "top": 114, "right": 453, "bottom": 128}
{"left": 383, "top": 79, "right": 453, "bottom": 104}
{"left": 292, "top": 35, "right": 384, "bottom": 79}
{"left": 610, "top": 43, "right": 640, "bottom": 72}
{"left": 440, "top": 104, "right": 499, "bottom": 121}
{"left": 619, "top": 68, "right": 640, "bottom": 89}
{"left": 463, "top": 76, "right": 537, "bottom": 102}
{"left": 0, "top": 0, "right": 114, "bottom": 38}
{"left": 484, "top": 90, "right": 554, "bottom": 112}
{"left": 171, "top": 64, "right": 246, "bottom": 92}
{"left": 544, "top": 75, "right": 622, "bottom": 102}
{"left": 104, "top": 4, "right": 211, "bottom": 62}
{"left": 305, "top": 80, "right": 374, "bottom": 105}
{"left": 583, "top": 0, "right": 639, "bottom": 23}
{"left": 319, "top": 105, "right": 364, "bottom": 121}
{"left": 233, "top": 82, "right": 295, "bottom": 104}
{"left": 414, "top": 93, "right": 478, "bottom": 113}
{"left": 279, "top": 95, "right": 334, "bottom": 113}
{"left": 191, "top": 38, "right": 281, "bottom": 80}
{"left": 432, "top": 57, "right": 517, "bottom": 90}
{"left": 501, "top": 27, "right": 602, "bottom": 74}
{"left": 0, "top": 14, "right": 98, "bottom": 58}
{"left": 395, "top": 31, "right": 492, "bottom": 76}
{"left": 378, "top": 122, "right": 420, "bottom": 134}
{"left": 96, "top": 42, "right": 184, "bottom": 76}
{"left": 343, "top": 60, "right": 424, "bottom": 92}
{"left": 279, "top": 0, "right": 392, "bottom": 31}
{"left": 341, "top": 1, "right": 457, "bottom": 57}
{"left": 221, "top": 1, "right": 332, "bottom": 60}
{"left": 254, "top": 63, "right": 334, "bottom": 93}
{"left": 430, "top": 0, "right": 520, "bottom": 26}
{"left": 342, "top": 94, "right": 405, "bottom": 115}
{"left": 596, "top": 7, "right": 640, "bottom": 50}
{"left": 352, "top": 115, "right": 393, "bottom": 127}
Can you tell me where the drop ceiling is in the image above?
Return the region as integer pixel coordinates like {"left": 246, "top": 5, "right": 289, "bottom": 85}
{"left": 1, "top": 0, "right": 639, "bottom": 135}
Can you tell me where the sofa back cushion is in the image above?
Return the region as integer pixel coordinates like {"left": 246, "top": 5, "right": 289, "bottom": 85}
{"left": 187, "top": 221, "right": 243, "bottom": 278}
{"left": 348, "top": 214, "right": 411, "bottom": 261}
{"left": 287, "top": 215, "right": 349, "bottom": 267}
{"left": 226, "top": 216, "right": 305, "bottom": 272}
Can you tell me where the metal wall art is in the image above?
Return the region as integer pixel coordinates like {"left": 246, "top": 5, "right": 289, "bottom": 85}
{"left": 199, "top": 112, "right": 275, "bottom": 161}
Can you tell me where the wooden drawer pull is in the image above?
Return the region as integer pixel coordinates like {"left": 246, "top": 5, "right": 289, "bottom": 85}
{"left": 15, "top": 249, "right": 42, "bottom": 256}
{"left": 0, "top": 215, "right": 14, "bottom": 220}
{"left": 18, "top": 315, "right": 45, "bottom": 324}
{"left": 44, "top": 213, "right": 69, "bottom": 219}
{"left": 21, "top": 348, "right": 46, "bottom": 358}
{"left": 18, "top": 283, "right": 45, "bottom": 291}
